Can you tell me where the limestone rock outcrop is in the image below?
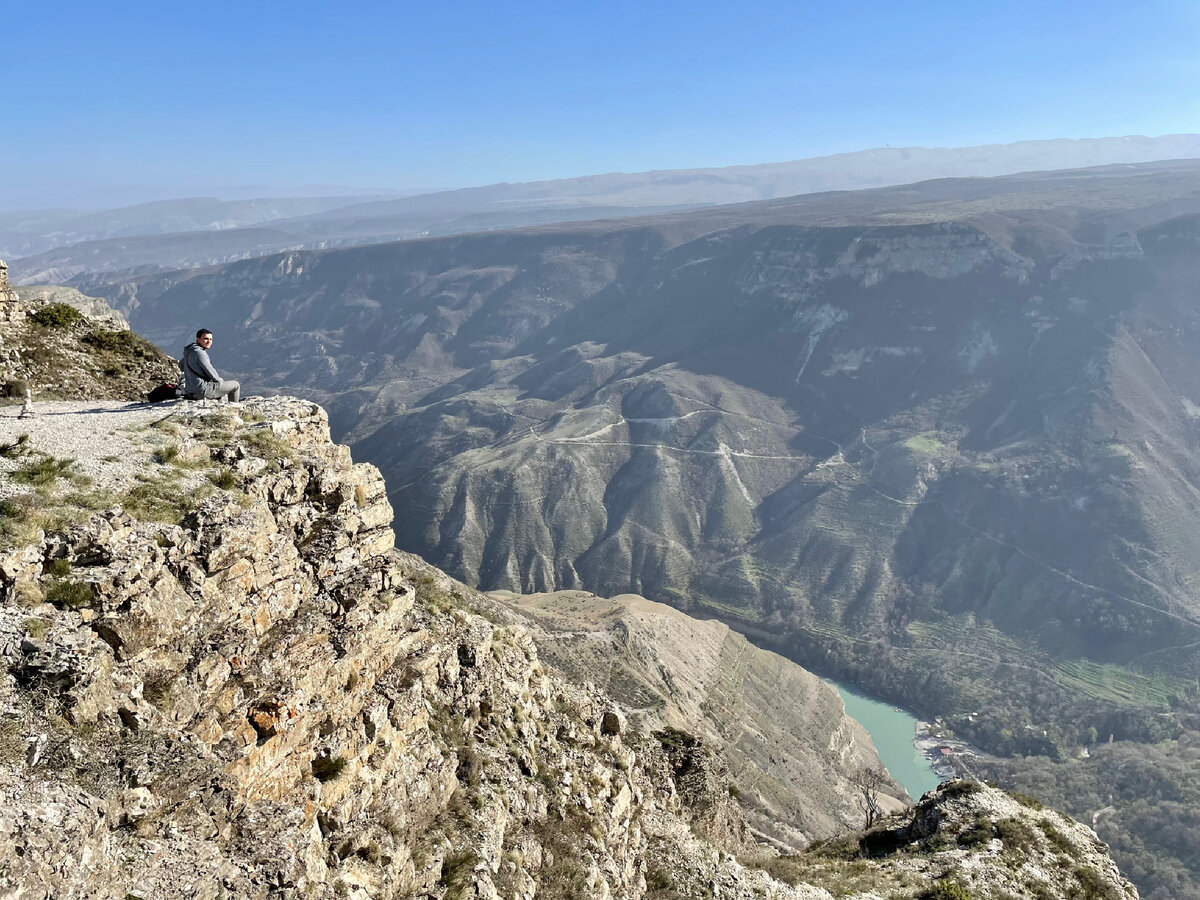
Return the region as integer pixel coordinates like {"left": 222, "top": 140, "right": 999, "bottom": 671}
{"left": 0, "top": 396, "right": 1138, "bottom": 899}
{"left": 0, "top": 398, "right": 762, "bottom": 899}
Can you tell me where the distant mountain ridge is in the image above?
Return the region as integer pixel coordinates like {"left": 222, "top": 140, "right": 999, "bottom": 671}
{"left": 0, "top": 195, "right": 395, "bottom": 259}
{"left": 7, "top": 134, "right": 1200, "bottom": 284}
{"left": 283, "top": 133, "right": 1200, "bottom": 220}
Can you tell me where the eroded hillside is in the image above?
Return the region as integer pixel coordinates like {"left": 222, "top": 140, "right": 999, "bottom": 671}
{"left": 490, "top": 588, "right": 908, "bottom": 850}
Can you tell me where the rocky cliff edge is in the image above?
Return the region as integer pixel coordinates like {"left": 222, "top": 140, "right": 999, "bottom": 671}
{"left": 0, "top": 390, "right": 1137, "bottom": 899}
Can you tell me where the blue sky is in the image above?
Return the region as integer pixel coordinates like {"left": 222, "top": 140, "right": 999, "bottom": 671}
{"left": 4, "top": 0, "right": 1198, "bottom": 208}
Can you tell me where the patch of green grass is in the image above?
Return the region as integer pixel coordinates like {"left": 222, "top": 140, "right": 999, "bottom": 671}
{"left": 60, "top": 487, "right": 118, "bottom": 511}
{"left": 0, "top": 497, "right": 91, "bottom": 548}
{"left": 12, "top": 455, "right": 76, "bottom": 487}
{"left": 1010, "top": 791, "right": 1044, "bottom": 810}
{"left": 903, "top": 432, "right": 948, "bottom": 456}
{"left": 0, "top": 717, "right": 23, "bottom": 765}
{"left": 238, "top": 427, "right": 294, "bottom": 464}
{"left": 697, "top": 594, "right": 765, "bottom": 622}
{"left": 82, "top": 330, "right": 162, "bottom": 360}
{"left": 29, "top": 302, "right": 83, "bottom": 329}
{"left": 0, "top": 496, "right": 30, "bottom": 528}
{"left": 142, "top": 670, "right": 177, "bottom": 710}
{"left": 120, "top": 474, "right": 211, "bottom": 524}
{"left": 1071, "top": 865, "right": 1123, "bottom": 900}
{"left": 152, "top": 445, "right": 180, "bottom": 465}
{"left": 645, "top": 867, "right": 676, "bottom": 896}
{"left": 417, "top": 573, "right": 462, "bottom": 614}
{"left": 940, "top": 779, "right": 983, "bottom": 799}
{"left": 439, "top": 849, "right": 479, "bottom": 899}
{"left": 209, "top": 468, "right": 238, "bottom": 490}
{"left": 45, "top": 558, "right": 71, "bottom": 577}
{"left": 45, "top": 578, "right": 94, "bottom": 609}
{"left": 1037, "top": 819, "right": 1073, "bottom": 855}
{"left": 957, "top": 817, "right": 994, "bottom": 847}
{"left": 25, "top": 618, "right": 50, "bottom": 639}
{"left": 995, "top": 817, "right": 1038, "bottom": 856}
{"left": 1055, "top": 658, "right": 1178, "bottom": 707}
{"left": 917, "top": 880, "right": 975, "bottom": 900}
{"left": 764, "top": 855, "right": 918, "bottom": 897}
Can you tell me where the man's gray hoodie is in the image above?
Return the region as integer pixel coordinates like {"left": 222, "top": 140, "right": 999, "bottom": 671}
{"left": 182, "top": 341, "right": 221, "bottom": 398}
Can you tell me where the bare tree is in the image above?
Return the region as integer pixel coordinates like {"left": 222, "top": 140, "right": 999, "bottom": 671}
{"left": 851, "top": 766, "right": 888, "bottom": 829}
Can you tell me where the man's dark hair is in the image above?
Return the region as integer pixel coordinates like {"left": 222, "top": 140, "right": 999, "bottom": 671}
{"left": 196, "top": 329, "right": 213, "bottom": 340}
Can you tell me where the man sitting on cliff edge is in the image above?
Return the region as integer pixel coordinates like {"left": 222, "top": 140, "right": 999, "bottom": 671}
{"left": 182, "top": 329, "right": 241, "bottom": 403}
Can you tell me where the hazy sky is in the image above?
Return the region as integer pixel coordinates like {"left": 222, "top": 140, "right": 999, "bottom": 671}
{"left": 5, "top": 0, "right": 1198, "bottom": 209}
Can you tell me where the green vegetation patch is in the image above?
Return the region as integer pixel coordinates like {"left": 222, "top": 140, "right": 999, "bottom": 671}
{"left": 763, "top": 853, "right": 920, "bottom": 896}
{"left": 1037, "top": 819, "right": 1073, "bottom": 855}
{"left": 994, "top": 817, "right": 1038, "bottom": 856}
{"left": 152, "top": 445, "right": 180, "bottom": 465}
{"left": 82, "top": 330, "right": 163, "bottom": 360}
{"left": 60, "top": 487, "right": 118, "bottom": 512}
{"left": 312, "top": 754, "right": 348, "bottom": 782}
{"left": 439, "top": 849, "right": 479, "bottom": 899}
{"left": 903, "top": 432, "right": 948, "bottom": 456}
{"left": 237, "top": 427, "right": 295, "bottom": 464}
{"left": 940, "top": 779, "right": 984, "bottom": 799}
{"left": 24, "top": 617, "right": 50, "bottom": 639}
{"left": 29, "top": 302, "right": 83, "bottom": 329}
{"left": 12, "top": 455, "right": 77, "bottom": 487}
{"left": 120, "top": 473, "right": 212, "bottom": 524}
{"left": 1055, "top": 658, "right": 1178, "bottom": 707}
{"left": 0, "top": 434, "right": 31, "bottom": 458}
{"left": 917, "top": 880, "right": 975, "bottom": 900}
{"left": 209, "top": 468, "right": 239, "bottom": 490}
{"left": 0, "top": 496, "right": 91, "bottom": 549}
{"left": 45, "top": 578, "right": 94, "bottom": 609}
{"left": 956, "top": 816, "right": 995, "bottom": 847}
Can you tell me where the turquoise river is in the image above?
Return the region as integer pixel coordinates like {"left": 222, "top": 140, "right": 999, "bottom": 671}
{"left": 828, "top": 679, "right": 941, "bottom": 800}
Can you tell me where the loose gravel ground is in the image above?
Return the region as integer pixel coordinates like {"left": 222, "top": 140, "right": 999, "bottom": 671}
{"left": 0, "top": 398, "right": 238, "bottom": 499}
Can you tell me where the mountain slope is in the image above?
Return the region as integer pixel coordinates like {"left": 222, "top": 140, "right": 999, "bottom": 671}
{"left": 492, "top": 588, "right": 908, "bottom": 850}
{"left": 0, "top": 284, "right": 1139, "bottom": 899}
{"left": 107, "top": 162, "right": 1200, "bottom": 733}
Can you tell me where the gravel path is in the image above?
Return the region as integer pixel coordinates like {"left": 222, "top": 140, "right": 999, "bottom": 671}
{"left": 0, "top": 398, "right": 238, "bottom": 499}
